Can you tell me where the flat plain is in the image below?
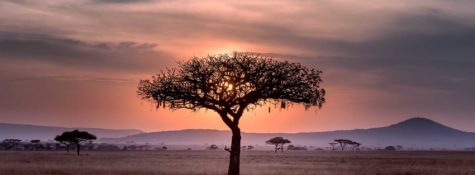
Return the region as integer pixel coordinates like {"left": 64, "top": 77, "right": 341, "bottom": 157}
{"left": 0, "top": 150, "right": 474, "bottom": 175}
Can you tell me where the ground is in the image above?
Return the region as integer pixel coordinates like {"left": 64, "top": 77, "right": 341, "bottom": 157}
{"left": 0, "top": 150, "right": 474, "bottom": 175}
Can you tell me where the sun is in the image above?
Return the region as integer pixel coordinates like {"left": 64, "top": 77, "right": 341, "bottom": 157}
{"left": 210, "top": 45, "right": 241, "bottom": 55}
{"left": 224, "top": 81, "right": 234, "bottom": 91}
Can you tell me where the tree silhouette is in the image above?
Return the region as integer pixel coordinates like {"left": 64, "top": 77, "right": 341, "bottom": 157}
{"left": 1, "top": 139, "right": 21, "bottom": 150}
{"left": 30, "top": 139, "right": 40, "bottom": 144}
{"left": 334, "top": 139, "right": 352, "bottom": 151}
{"left": 385, "top": 145, "right": 396, "bottom": 151}
{"left": 54, "top": 130, "right": 97, "bottom": 155}
{"left": 266, "top": 137, "right": 291, "bottom": 153}
{"left": 138, "top": 52, "right": 325, "bottom": 175}
{"left": 208, "top": 144, "right": 219, "bottom": 150}
{"left": 287, "top": 145, "right": 307, "bottom": 150}
{"left": 333, "top": 139, "right": 360, "bottom": 151}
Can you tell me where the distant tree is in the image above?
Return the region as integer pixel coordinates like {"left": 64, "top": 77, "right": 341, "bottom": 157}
{"left": 287, "top": 145, "right": 307, "bottom": 151}
{"left": 54, "top": 130, "right": 97, "bottom": 155}
{"left": 138, "top": 52, "right": 325, "bottom": 175}
{"left": 247, "top": 145, "right": 254, "bottom": 150}
{"left": 329, "top": 142, "right": 338, "bottom": 151}
{"left": 287, "top": 144, "right": 295, "bottom": 150}
{"left": 2, "top": 139, "right": 21, "bottom": 150}
{"left": 29, "top": 139, "right": 41, "bottom": 151}
{"left": 162, "top": 146, "right": 168, "bottom": 150}
{"left": 266, "top": 137, "right": 284, "bottom": 153}
{"left": 208, "top": 144, "right": 219, "bottom": 150}
{"left": 334, "top": 139, "right": 353, "bottom": 151}
{"left": 332, "top": 139, "right": 360, "bottom": 151}
{"left": 266, "top": 137, "right": 291, "bottom": 153}
{"left": 266, "top": 137, "right": 282, "bottom": 153}
{"left": 396, "top": 145, "right": 404, "bottom": 151}
{"left": 349, "top": 141, "right": 361, "bottom": 151}
{"left": 30, "top": 140, "right": 40, "bottom": 144}
{"left": 385, "top": 146, "right": 396, "bottom": 151}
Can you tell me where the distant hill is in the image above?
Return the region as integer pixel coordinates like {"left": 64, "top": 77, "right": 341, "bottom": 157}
{"left": 0, "top": 123, "right": 143, "bottom": 141}
{"left": 100, "top": 118, "right": 475, "bottom": 149}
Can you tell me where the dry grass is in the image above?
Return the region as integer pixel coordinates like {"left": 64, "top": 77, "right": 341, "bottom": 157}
{"left": 0, "top": 150, "right": 474, "bottom": 175}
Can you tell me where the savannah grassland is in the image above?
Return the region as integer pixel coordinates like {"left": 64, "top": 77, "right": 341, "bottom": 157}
{"left": 0, "top": 150, "right": 474, "bottom": 175}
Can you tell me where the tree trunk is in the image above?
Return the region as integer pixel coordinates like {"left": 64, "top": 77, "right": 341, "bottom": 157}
{"left": 228, "top": 128, "right": 241, "bottom": 175}
{"left": 66, "top": 144, "right": 70, "bottom": 152}
{"left": 274, "top": 144, "right": 278, "bottom": 153}
{"left": 281, "top": 144, "right": 284, "bottom": 152}
{"left": 76, "top": 143, "right": 80, "bottom": 155}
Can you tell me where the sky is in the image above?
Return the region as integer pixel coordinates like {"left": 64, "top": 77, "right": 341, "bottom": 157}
{"left": 0, "top": 0, "right": 474, "bottom": 133}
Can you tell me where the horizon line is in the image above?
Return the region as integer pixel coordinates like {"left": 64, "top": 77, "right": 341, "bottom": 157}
{"left": 1, "top": 117, "right": 471, "bottom": 134}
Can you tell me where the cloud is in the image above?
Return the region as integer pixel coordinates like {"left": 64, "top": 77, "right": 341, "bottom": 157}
{"left": 247, "top": 9, "right": 475, "bottom": 117}
{"left": 91, "top": 0, "right": 155, "bottom": 4}
{"left": 325, "top": 10, "right": 475, "bottom": 92}
{"left": 0, "top": 32, "right": 172, "bottom": 73}
{"left": 1, "top": 1, "right": 474, "bottom": 97}
{"left": 258, "top": 9, "right": 475, "bottom": 88}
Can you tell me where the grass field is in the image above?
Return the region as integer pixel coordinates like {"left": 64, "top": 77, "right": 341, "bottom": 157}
{"left": 0, "top": 150, "right": 474, "bottom": 175}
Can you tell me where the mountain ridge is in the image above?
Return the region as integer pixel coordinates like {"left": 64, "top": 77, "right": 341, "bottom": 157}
{"left": 100, "top": 117, "right": 475, "bottom": 149}
{"left": 0, "top": 122, "right": 143, "bottom": 140}
{"left": 1, "top": 117, "right": 474, "bottom": 149}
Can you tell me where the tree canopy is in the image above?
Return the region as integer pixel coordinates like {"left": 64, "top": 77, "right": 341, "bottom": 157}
{"left": 266, "top": 137, "right": 291, "bottom": 145}
{"left": 137, "top": 52, "right": 325, "bottom": 175}
{"left": 334, "top": 139, "right": 361, "bottom": 151}
{"left": 266, "top": 137, "right": 291, "bottom": 153}
{"left": 55, "top": 130, "right": 96, "bottom": 155}
{"left": 138, "top": 52, "right": 325, "bottom": 128}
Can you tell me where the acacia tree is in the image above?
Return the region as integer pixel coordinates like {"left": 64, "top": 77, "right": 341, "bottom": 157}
{"left": 138, "top": 52, "right": 325, "bottom": 175}
{"left": 334, "top": 139, "right": 350, "bottom": 151}
{"left": 334, "top": 139, "right": 361, "bottom": 151}
{"left": 54, "top": 130, "right": 96, "bottom": 155}
{"left": 266, "top": 137, "right": 291, "bottom": 153}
